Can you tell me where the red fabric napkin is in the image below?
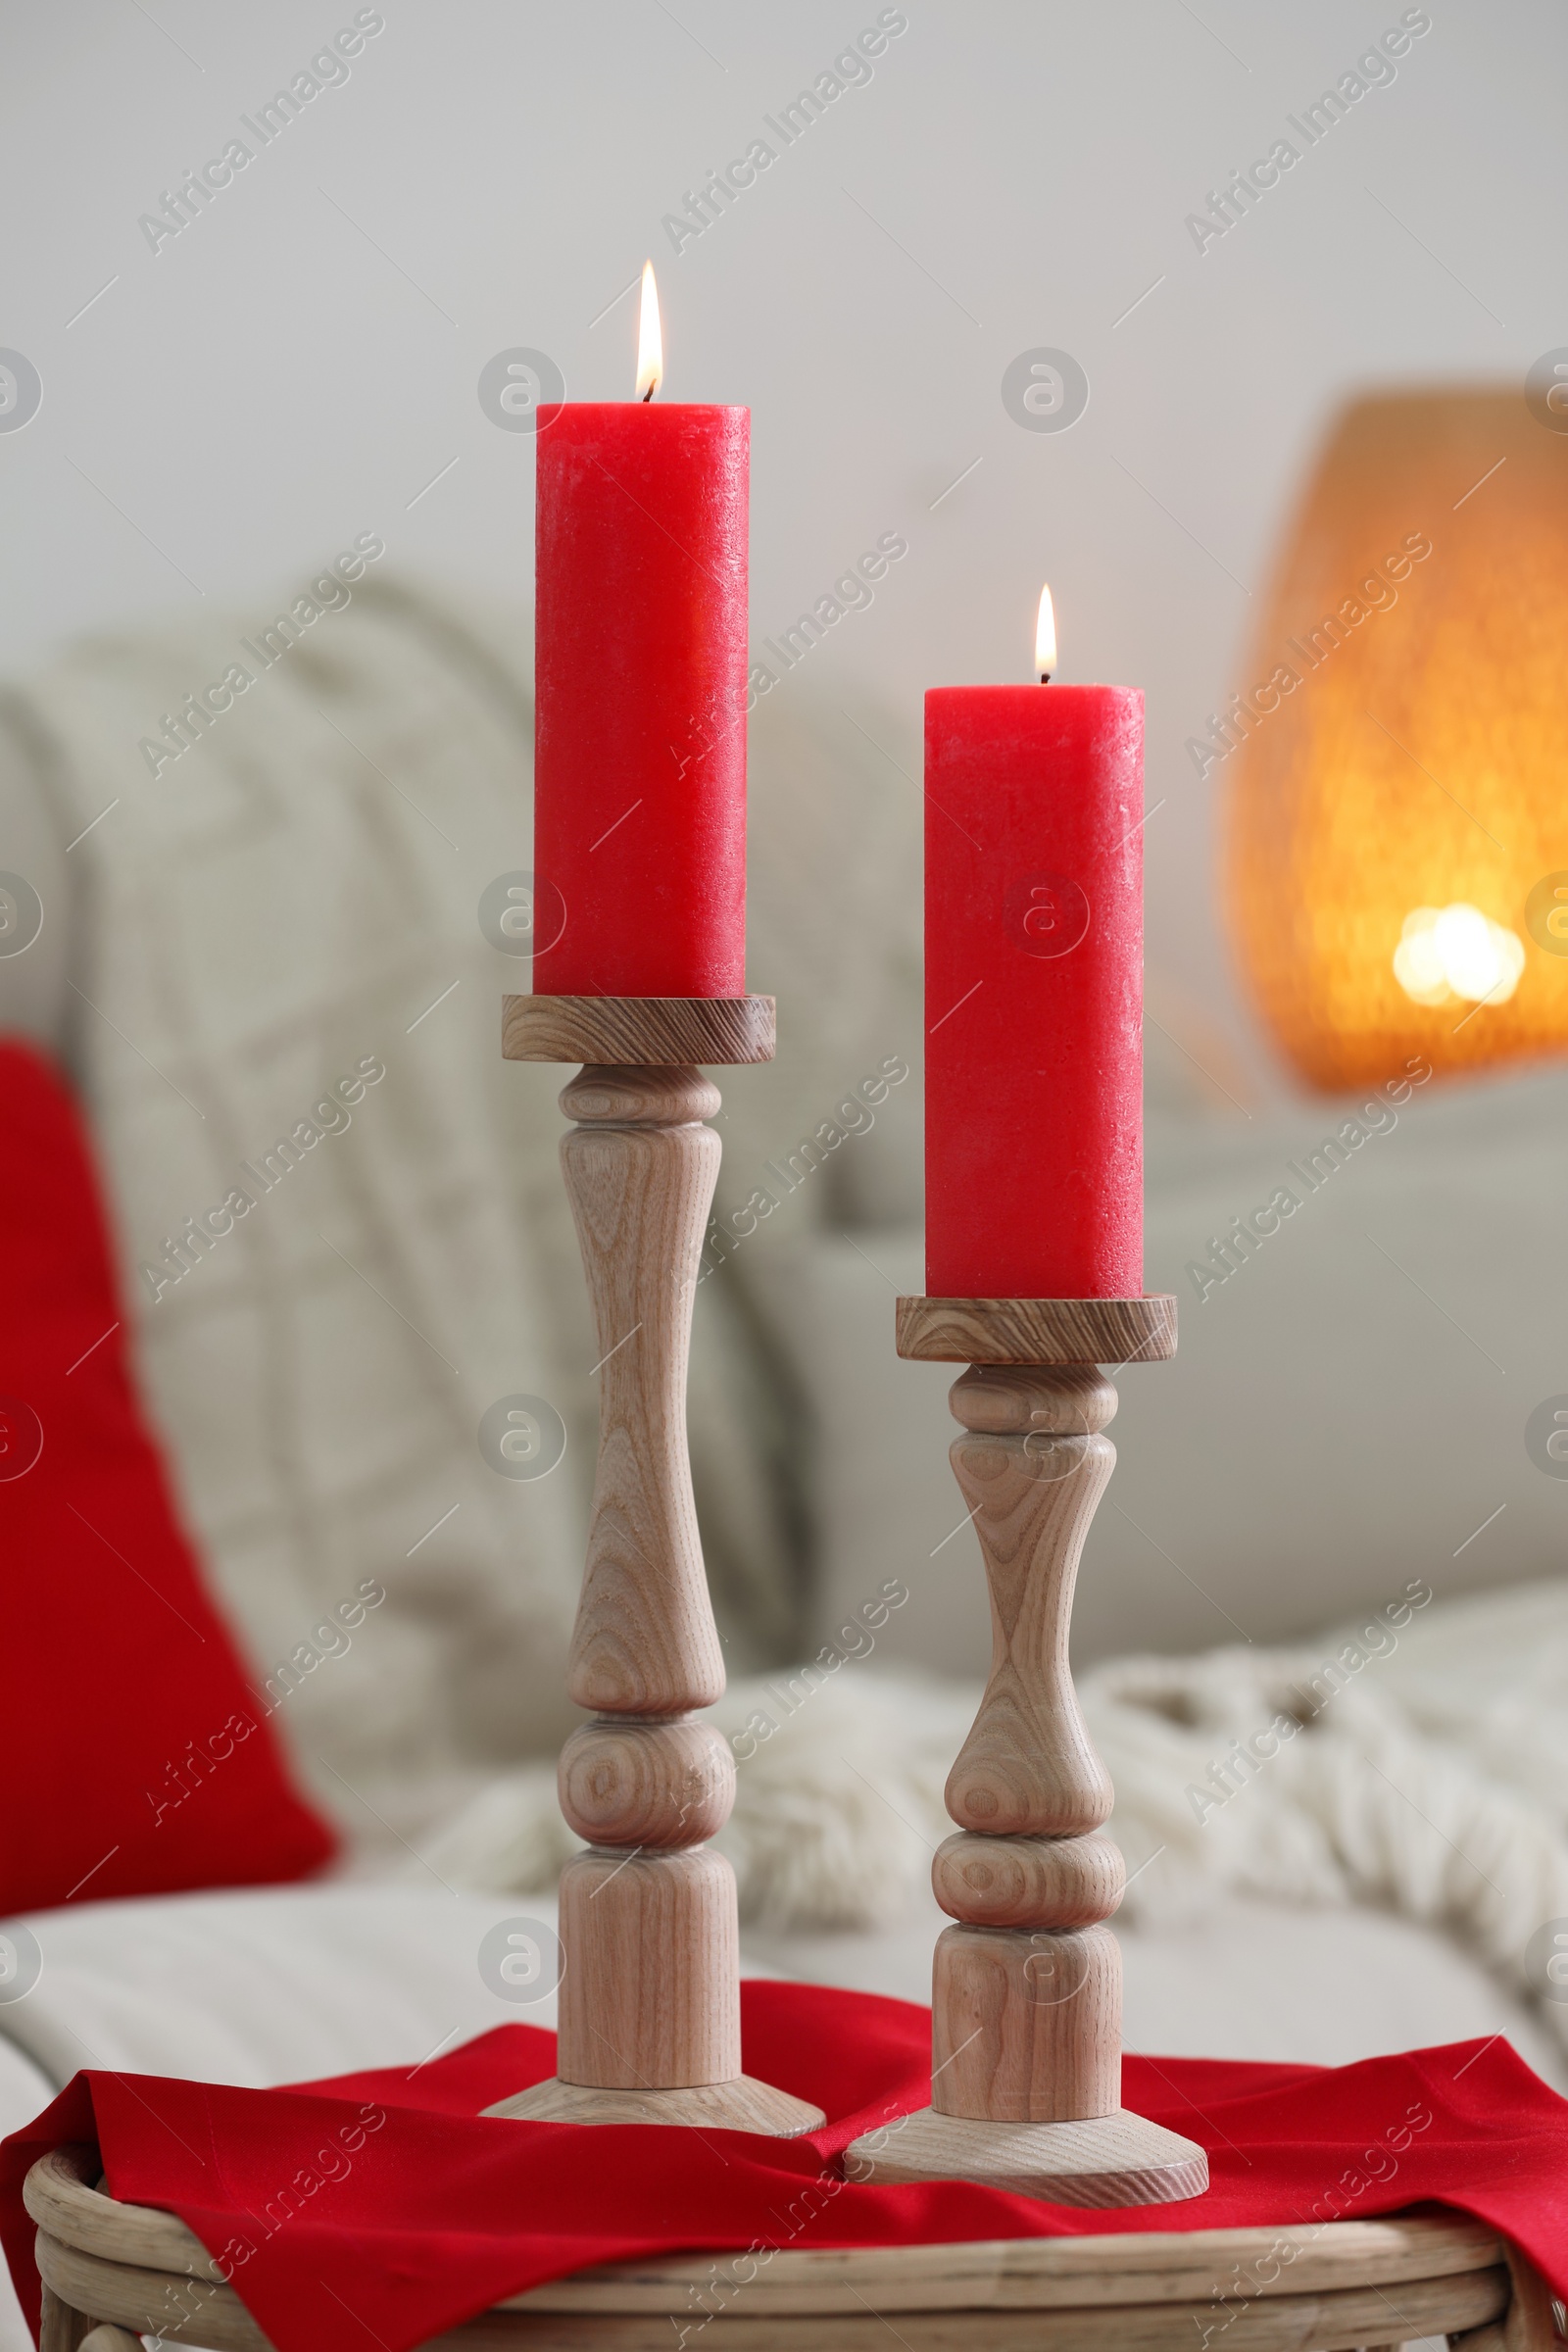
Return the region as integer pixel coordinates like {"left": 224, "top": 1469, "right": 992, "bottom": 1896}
{"left": 4, "top": 1984, "right": 1565, "bottom": 2352}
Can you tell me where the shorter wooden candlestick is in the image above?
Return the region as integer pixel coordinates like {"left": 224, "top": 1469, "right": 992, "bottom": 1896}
{"left": 844, "top": 1295, "right": 1208, "bottom": 2207}
{"left": 489, "top": 995, "right": 822, "bottom": 2136}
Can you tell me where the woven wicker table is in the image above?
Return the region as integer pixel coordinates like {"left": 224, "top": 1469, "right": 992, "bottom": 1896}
{"left": 23, "top": 2143, "right": 1560, "bottom": 2352}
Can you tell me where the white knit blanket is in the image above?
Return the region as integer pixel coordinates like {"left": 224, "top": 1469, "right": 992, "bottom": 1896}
{"left": 415, "top": 1573, "right": 1568, "bottom": 2060}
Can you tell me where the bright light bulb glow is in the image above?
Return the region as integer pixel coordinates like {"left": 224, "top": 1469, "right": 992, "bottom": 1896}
{"left": 1393, "top": 903, "right": 1525, "bottom": 1008}
{"left": 635, "top": 260, "right": 662, "bottom": 400}
{"left": 1035, "top": 584, "right": 1056, "bottom": 679}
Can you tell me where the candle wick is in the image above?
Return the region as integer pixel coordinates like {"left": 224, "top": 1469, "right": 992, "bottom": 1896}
{"left": 642, "top": 385, "right": 655, "bottom": 403}
{"left": 1039, "top": 670, "right": 1053, "bottom": 686}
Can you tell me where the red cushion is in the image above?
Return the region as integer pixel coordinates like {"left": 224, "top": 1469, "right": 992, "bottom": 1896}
{"left": 0, "top": 1039, "right": 337, "bottom": 1910}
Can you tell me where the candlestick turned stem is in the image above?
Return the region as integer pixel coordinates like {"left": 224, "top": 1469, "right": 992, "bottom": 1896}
{"left": 845, "top": 1293, "right": 1207, "bottom": 2205}
{"left": 489, "top": 995, "right": 821, "bottom": 2135}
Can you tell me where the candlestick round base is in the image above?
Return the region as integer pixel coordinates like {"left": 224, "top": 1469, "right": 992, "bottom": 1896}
{"left": 502, "top": 994, "right": 775, "bottom": 1066}
{"left": 842, "top": 2105, "right": 1207, "bottom": 2207}
{"left": 482, "top": 2074, "right": 825, "bottom": 2135}
{"left": 896, "top": 1295, "right": 1177, "bottom": 1365}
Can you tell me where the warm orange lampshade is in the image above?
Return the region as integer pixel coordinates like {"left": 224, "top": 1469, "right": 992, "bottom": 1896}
{"left": 1224, "top": 389, "right": 1568, "bottom": 1091}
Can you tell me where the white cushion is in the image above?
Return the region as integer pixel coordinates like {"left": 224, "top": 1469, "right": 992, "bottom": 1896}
{"left": 0, "top": 1885, "right": 565, "bottom": 2091}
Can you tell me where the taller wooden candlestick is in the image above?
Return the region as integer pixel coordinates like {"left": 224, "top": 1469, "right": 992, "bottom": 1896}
{"left": 489, "top": 993, "right": 822, "bottom": 2136}
{"left": 846, "top": 1293, "right": 1209, "bottom": 2206}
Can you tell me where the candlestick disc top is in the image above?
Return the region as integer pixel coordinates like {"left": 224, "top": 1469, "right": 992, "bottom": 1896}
{"left": 502, "top": 993, "right": 775, "bottom": 1066}
{"left": 896, "top": 1294, "right": 1176, "bottom": 1365}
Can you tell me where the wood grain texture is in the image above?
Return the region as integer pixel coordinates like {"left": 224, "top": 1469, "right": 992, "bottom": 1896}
{"left": 39, "top": 2288, "right": 94, "bottom": 2352}
{"left": 28, "top": 2238, "right": 1508, "bottom": 2352}
{"left": 502, "top": 2270, "right": 1502, "bottom": 2348}
{"left": 25, "top": 2163, "right": 1511, "bottom": 2340}
{"left": 932, "top": 1831, "right": 1124, "bottom": 1931}
{"left": 34, "top": 2240, "right": 269, "bottom": 2352}
{"left": 912, "top": 1362, "right": 1186, "bottom": 2180}
{"left": 483, "top": 2074, "right": 823, "bottom": 2134}
{"left": 897, "top": 1295, "right": 1177, "bottom": 1365}
{"left": 26, "top": 2152, "right": 1499, "bottom": 2302}
{"left": 942, "top": 1372, "right": 1118, "bottom": 1840}
{"left": 842, "top": 2105, "right": 1208, "bottom": 2210}
{"left": 559, "top": 1716, "right": 734, "bottom": 1847}
{"left": 30, "top": 2224, "right": 1510, "bottom": 2351}
{"left": 559, "top": 1065, "right": 723, "bottom": 1715}
{"left": 563, "top": 1065, "right": 722, "bottom": 1124}
{"left": 24, "top": 2150, "right": 217, "bottom": 2278}
{"left": 503, "top": 995, "right": 776, "bottom": 1067}
{"left": 488, "top": 1060, "right": 814, "bottom": 2130}
{"left": 1493, "top": 2241, "right": 1564, "bottom": 2352}
{"left": 78, "top": 2327, "right": 146, "bottom": 2352}
{"left": 503, "top": 2217, "right": 1506, "bottom": 2314}
{"left": 497, "top": 2274, "right": 1498, "bottom": 2346}
{"left": 946, "top": 1365, "right": 1118, "bottom": 1435}
{"left": 556, "top": 1844, "right": 741, "bottom": 2088}
{"left": 547, "top": 1067, "right": 748, "bottom": 2099}
{"left": 931, "top": 1923, "right": 1122, "bottom": 2123}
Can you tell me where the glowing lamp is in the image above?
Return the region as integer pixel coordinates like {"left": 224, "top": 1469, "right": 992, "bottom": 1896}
{"left": 1224, "top": 390, "right": 1568, "bottom": 1090}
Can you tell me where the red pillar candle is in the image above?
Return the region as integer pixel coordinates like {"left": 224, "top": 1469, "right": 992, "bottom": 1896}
{"left": 534, "top": 278, "right": 748, "bottom": 999}
{"left": 924, "top": 639, "right": 1143, "bottom": 1299}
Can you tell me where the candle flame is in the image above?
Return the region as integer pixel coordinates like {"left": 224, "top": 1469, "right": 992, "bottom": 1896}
{"left": 635, "top": 260, "right": 662, "bottom": 401}
{"left": 1035, "top": 584, "right": 1056, "bottom": 681}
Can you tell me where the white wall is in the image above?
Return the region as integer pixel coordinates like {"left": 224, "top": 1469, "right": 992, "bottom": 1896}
{"left": 3, "top": 0, "right": 1560, "bottom": 1082}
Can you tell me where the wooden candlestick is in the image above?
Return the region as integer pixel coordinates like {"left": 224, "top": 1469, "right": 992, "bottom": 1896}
{"left": 845, "top": 1293, "right": 1209, "bottom": 2206}
{"left": 488, "top": 994, "right": 823, "bottom": 2136}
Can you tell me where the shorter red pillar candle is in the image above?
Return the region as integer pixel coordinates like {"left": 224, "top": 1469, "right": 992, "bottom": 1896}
{"left": 924, "top": 683, "right": 1144, "bottom": 1299}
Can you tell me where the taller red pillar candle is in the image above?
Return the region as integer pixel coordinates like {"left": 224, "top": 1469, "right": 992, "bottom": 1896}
{"left": 924, "top": 684, "right": 1144, "bottom": 1299}
{"left": 534, "top": 401, "right": 749, "bottom": 997}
